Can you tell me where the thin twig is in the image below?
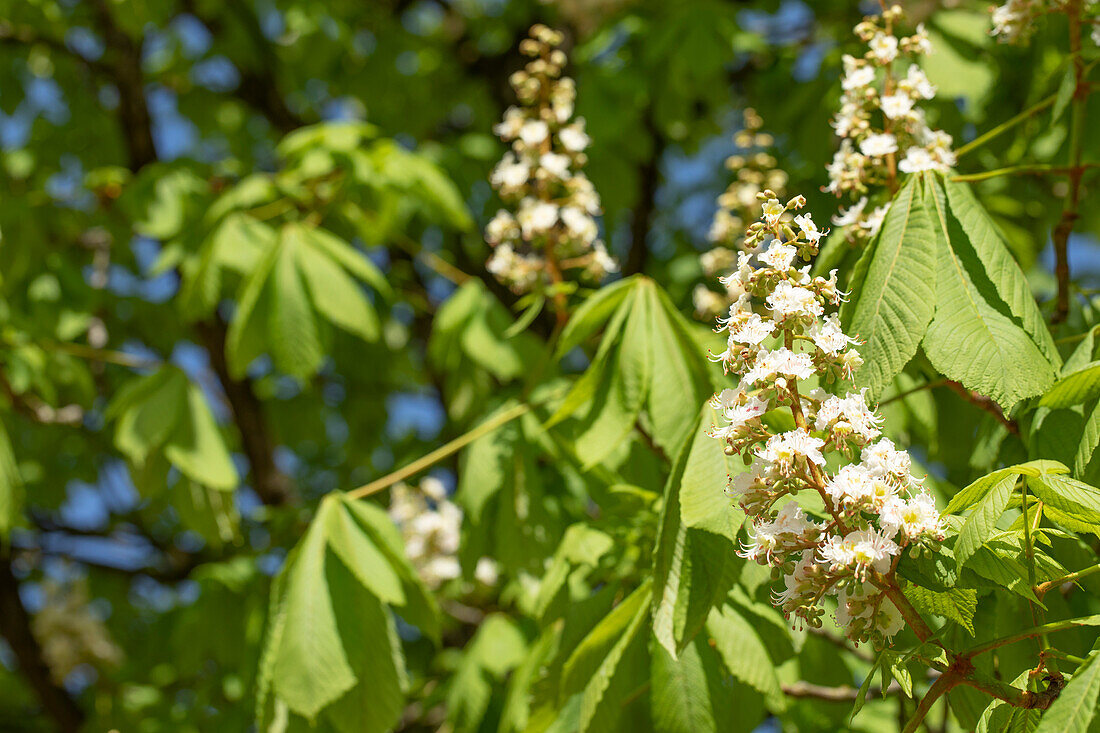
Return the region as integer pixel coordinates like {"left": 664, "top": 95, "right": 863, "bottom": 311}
{"left": 782, "top": 680, "right": 901, "bottom": 701}
{"left": 346, "top": 402, "right": 535, "bottom": 499}
{"left": 954, "top": 93, "right": 1058, "bottom": 158}
{"left": 945, "top": 380, "right": 1019, "bottom": 435}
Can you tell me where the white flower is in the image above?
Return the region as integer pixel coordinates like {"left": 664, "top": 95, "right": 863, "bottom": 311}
{"left": 591, "top": 242, "right": 618, "bottom": 274}
{"left": 762, "top": 197, "right": 785, "bottom": 224}
{"left": 517, "top": 199, "right": 559, "bottom": 238}
{"left": 519, "top": 119, "right": 549, "bottom": 146}
{"left": 560, "top": 206, "right": 597, "bottom": 244}
{"left": 864, "top": 205, "right": 889, "bottom": 236}
{"left": 842, "top": 64, "right": 876, "bottom": 91}
{"left": 873, "top": 598, "right": 906, "bottom": 638}
{"left": 809, "top": 313, "right": 858, "bottom": 355}
{"left": 820, "top": 529, "right": 898, "bottom": 575}
{"left": 832, "top": 197, "right": 867, "bottom": 227}
{"left": 859, "top": 132, "right": 898, "bottom": 157}
{"left": 493, "top": 107, "right": 525, "bottom": 139}
{"left": 729, "top": 312, "right": 776, "bottom": 346}
{"left": 491, "top": 153, "right": 530, "bottom": 189}
{"left": 559, "top": 122, "right": 590, "bottom": 152}
{"left": 757, "top": 428, "right": 826, "bottom": 473}
{"left": 728, "top": 463, "right": 768, "bottom": 501}
{"left": 740, "top": 518, "right": 780, "bottom": 562}
{"left": 759, "top": 240, "right": 798, "bottom": 271}
{"left": 825, "top": 464, "right": 876, "bottom": 505}
{"left": 475, "top": 557, "right": 500, "bottom": 585}
{"left": 486, "top": 210, "right": 518, "bottom": 244}
{"left": 743, "top": 347, "right": 814, "bottom": 385}
{"left": 869, "top": 33, "right": 899, "bottom": 64}
{"left": 774, "top": 550, "right": 818, "bottom": 607}
{"left": 898, "top": 147, "right": 938, "bottom": 173}
{"left": 880, "top": 492, "right": 943, "bottom": 540}
{"left": 766, "top": 281, "right": 824, "bottom": 320}
{"left": 880, "top": 93, "right": 914, "bottom": 120}
{"left": 905, "top": 65, "right": 936, "bottom": 99}
{"left": 539, "top": 152, "right": 571, "bottom": 179}
{"left": 861, "top": 438, "right": 912, "bottom": 479}
{"left": 794, "top": 213, "right": 825, "bottom": 244}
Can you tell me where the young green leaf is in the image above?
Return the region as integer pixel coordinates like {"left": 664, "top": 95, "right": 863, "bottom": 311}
{"left": 840, "top": 175, "right": 938, "bottom": 398}
{"left": 1040, "top": 362, "right": 1100, "bottom": 409}
{"left": 922, "top": 175, "right": 1057, "bottom": 408}
{"left": 954, "top": 472, "right": 1016, "bottom": 567}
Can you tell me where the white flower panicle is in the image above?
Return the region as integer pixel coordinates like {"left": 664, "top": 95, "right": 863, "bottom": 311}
{"left": 827, "top": 5, "right": 955, "bottom": 244}
{"left": 388, "top": 477, "right": 499, "bottom": 590}
{"left": 694, "top": 109, "right": 789, "bottom": 319}
{"left": 709, "top": 192, "right": 945, "bottom": 643}
{"left": 485, "top": 25, "right": 616, "bottom": 293}
{"left": 990, "top": 0, "right": 1100, "bottom": 46}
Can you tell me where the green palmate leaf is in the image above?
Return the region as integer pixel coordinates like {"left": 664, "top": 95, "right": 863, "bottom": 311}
{"left": 180, "top": 212, "right": 275, "bottom": 320}
{"left": 111, "top": 368, "right": 187, "bottom": 466}
{"left": 652, "top": 424, "right": 737, "bottom": 657}
{"left": 922, "top": 175, "right": 1057, "bottom": 408}
{"left": 556, "top": 276, "right": 640, "bottom": 358}
{"left": 324, "top": 497, "right": 406, "bottom": 605}
{"left": 295, "top": 233, "right": 380, "bottom": 342}
{"left": 705, "top": 602, "right": 787, "bottom": 711}
{"left": 941, "top": 177, "right": 1060, "bottom": 367}
{"left": 851, "top": 652, "right": 885, "bottom": 721}
{"left": 1034, "top": 649, "right": 1100, "bottom": 733}
{"left": 954, "top": 472, "right": 1016, "bottom": 567}
{"left": 369, "top": 139, "right": 473, "bottom": 231}
{"left": 268, "top": 508, "right": 357, "bottom": 721}
{"left": 226, "top": 229, "right": 283, "bottom": 378}
{"left": 1075, "top": 401, "right": 1100, "bottom": 482}
{"left": 299, "top": 225, "right": 392, "bottom": 299}
{"left": 259, "top": 493, "right": 440, "bottom": 731}
{"left": 1041, "top": 362, "right": 1100, "bottom": 409}
{"left": 1028, "top": 474, "right": 1100, "bottom": 535}
{"left": 170, "top": 481, "right": 240, "bottom": 548}
{"left": 550, "top": 278, "right": 712, "bottom": 462}
{"left": 270, "top": 226, "right": 324, "bottom": 379}
{"left": 574, "top": 340, "right": 644, "bottom": 469}
{"left": 679, "top": 406, "right": 742, "bottom": 540}
{"left": 841, "top": 175, "right": 938, "bottom": 398}
{"left": 647, "top": 283, "right": 715, "bottom": 455}
{"left": 163, "top": 382, "right": 239, "bottom": 491}
{"left": 651, "top": 636, "right": 736, "bottom": 733}
{"left": 446, "top": 615, "right": 528, "bottom": 733}
{"left": 559, "top": 582, "right": 652, "bottom": 733}
{"left": 108, "top": 367, "right": 238, "bottom": 491}
{"left": 0, "top": 419, "right": 23, "bottom": 538}
{"left": 946, "top": 461, "right": 1070, "bottom": 514}
{"left": 535, "top": 524, "right": 615, "bottom": 623}
{"left": 341, "top": 496, "right": 441, "bottom": 642}
{"left": 903, "top": 585, "right": 977, "bottom": 634}
{"left": 562, "top": 582, "right": 651, "bottom": 696}
{"left": 966, "top": 544, "right": 1041, "bottom": 602}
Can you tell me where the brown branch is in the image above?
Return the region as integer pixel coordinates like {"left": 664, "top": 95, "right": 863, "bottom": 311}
{"left": 1053, "top": 0, "right": 1089, "bottom": 324}
{"left": 0, "top": 370, "right": 84, "bottom": 426}
{"left": 806, "top": 625, "right": 875, "bottom": 663}
{"left": 0, "top": 552, "right": 85, "bottom": 732}
{"left": 944, "top": 380, "right": 1019, "bottom": 436}
{"left": 0, "top": 20, "right": 110, "bottom": 75}
{"left": 89, "top": 0, "right": 156, "bottom": 171}
{"left": 782, "top": 680, "right": 901, "bottom": 701}
{"left": 625, "top": 112, "right": 663, "bottom": 275}
{"left": 180, "top": 0, "right": 305, "bottom": 133}
{"left": 195, "top": 318, "right": 296, "bottom": 506}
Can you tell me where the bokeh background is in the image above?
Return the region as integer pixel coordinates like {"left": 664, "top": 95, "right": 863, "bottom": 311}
{"left": 0, "top": 0, "right": 1097, "bottom": 730}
